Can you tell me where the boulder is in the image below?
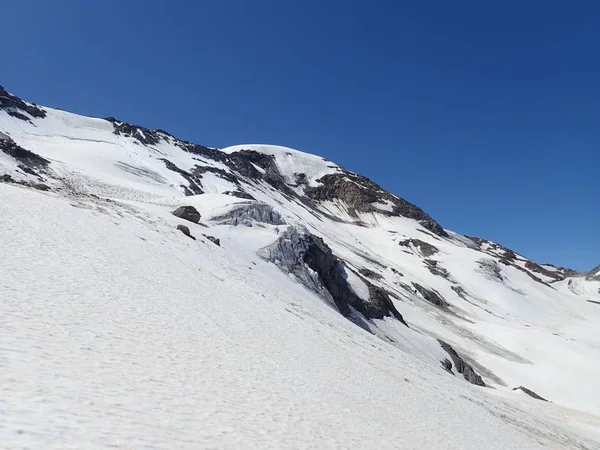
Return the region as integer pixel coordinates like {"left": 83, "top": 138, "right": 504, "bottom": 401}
{"left": 173, "top": 206, "right": 201, "bottom": 223}
{"left": 176, "top": 224, "right": 195, "bottom": 240}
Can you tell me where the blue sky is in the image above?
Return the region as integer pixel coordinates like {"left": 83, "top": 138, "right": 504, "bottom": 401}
{"left": 4, "top": 1, "right": 598, "bottom": 270}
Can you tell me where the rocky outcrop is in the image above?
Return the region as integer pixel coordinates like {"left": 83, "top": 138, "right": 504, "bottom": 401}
{"left": 358, "top": 268, "right": 382, "bottom": 280}
{"left": 512, "top": 386, "right": 548, "bottom": 402}
{"left": 172, "top": 206, "right": 201, "bottom": 223}
{"left": 438, "top": 340, "right": 486, "bottom": 387}
{"left": 172, "top": 140, "right": 226, "bottom": 162}
{"left": 367, "top": 284, "right": 408, "bottom": 326}
{"left": 224, "top": 149, "right": 295, "bottom": 196}
{"left": 412, "top": 283, "right": 449, "bottom": 309}
{"left": 585, "top": 264, "right": 600, "bottom": 281}
{"left": 451, "top": 285, "right": 468, "bottom": 300}
{"left": 0, "top": 135, "right": 49, "bottom": 170}
{"left": 191, "top": 165, "right": 239, "bottom": 184}
{"left": 0, "top": 174, "right": 51, "bottom": 191}
{"left": 467, "top": 236, "right": 574, "bottom": 284}
{"left": 105, "top": 117, "right": 165, "bottom": 146}
{"left": 212, "top": 202, "right": 286, "bottom": 227}
{"left": 306, "top": 171, "right": 448, "bottom": 237}
{"left": 203, "top": 235, "right": 220, "bottom": 246}
{"left": 259, "top": 226, "right": 407, "bottom": 324}
{"left": 223, "top": 190, "right": 255, "bottom": 200}
{"left": 476, "top": 259, "right": 504, "bottom": 282}
{"left": 0, "top": 85, "right": 46, "bottom": 121}
{"left": 424, "top": 259, "right": 452, "bottom": 281}
{"left": 398, "top": 238, "right": 439, "bottom": 257}
{"left": 160, "top": 159, "right": 204, "bottom": 195}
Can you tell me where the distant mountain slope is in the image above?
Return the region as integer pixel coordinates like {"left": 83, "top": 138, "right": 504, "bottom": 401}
{"left": 2, "top": 85, "right": 600, "bottom": 448}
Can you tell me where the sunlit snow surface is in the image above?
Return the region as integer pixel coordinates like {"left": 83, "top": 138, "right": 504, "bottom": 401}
{"left": 2, "top": 106, "right": 600, "bottom": 449}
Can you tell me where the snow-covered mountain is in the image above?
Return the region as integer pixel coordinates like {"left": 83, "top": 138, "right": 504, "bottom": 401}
{"left": 2, "top": 85, "right": 600, "bottom": 449}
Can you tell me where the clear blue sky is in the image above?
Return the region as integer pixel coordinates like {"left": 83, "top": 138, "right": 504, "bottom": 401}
{"left": 4, "top": 1, "right": 598, "bottom": 271}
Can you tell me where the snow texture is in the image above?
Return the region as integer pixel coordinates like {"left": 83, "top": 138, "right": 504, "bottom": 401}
{"left": 2, "top": 100, "right": 600, "bottom": 449}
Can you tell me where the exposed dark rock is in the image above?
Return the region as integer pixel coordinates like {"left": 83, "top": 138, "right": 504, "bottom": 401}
{"left": 0, "top": 85, "right": 46, "bottom": 121}
{"left": 17, "top": 164, "right": 43, "bottom": 179}
{"left": 390, "top": 267, "right": 404, "bottom": 277}
{"left": 0, "top": 136, "right": 49, "bottom": 169}
{"left": 223, "top": 190, "right": 255, "bottom": 200}
{"left": 172, "top": 206, "right": 201, "bottom": 223}
{"left": 467, "top": 236, "right": 573, "bottom": 284}
{"left": 7, "top": 111, "right": 31, "bottom": 121}
{"left": 524, "top": 260, "right": 568, "bottom": 282}
{"left": 512, "top": 386, "right": 548, "bottom": 402}
{"left": 259, "top": 226, "right": 407, "bottom": 323}
{"left": 0, "top": 173, "right": 51, "bottom": 191}
{"left": 358, "top": 268, "right": 383, "bottom": 280}
{"left": 294, "top": 172, "right": 308, "bottom": 186}
{"left": 28, "top": 181, "right": 51, "bottom": 191}
{"left": 438, "top": 340, "right": 486, "bottom": 386}
{"left": 211, "top": 202, "right": 286, "bottom": 227}
{"left": 585, "top": 264, "right": 600, "bottom": 281}
{"left": 203, "top": 234, "right": 220, "bottom": 246}
{"left": 191, "top": 165, "right": 239, "bottom": 184}
{"left": 424, "top": 259, "right": 452, "bottom": 281}
{"left": 398, "top": 238, "right": 439, "bottom": 257}
{"left": 512, "top": 263, "right": 554, "bottom": 288}
{"left": 177, "top": 141, "right": 227, "bottom": 163}
{"left": 104, "top": 117, "right": 164, "bottom": 146}
{"left": 306, "top": 171, "right": 447, "bottom": 237}
{"left": 451, "top": 285, "right": 469, "bottom": 300}
{"left": 160, "top": 159, "right": 204, "bottom": 195}
{"left": 367, "top": 284, "right": 408, "bottom": 326}
{"left": 225, "top": 149, "right": 295, "bottom": 196}
{"left": 476, "top": 259, "right": 504, "bottom": 282}
{"left": 176, "top": 224, "right": 196, "bottom": 240}
{"left": 412, "top": 283, "right": 449, "bottom": 309}
{"left": 441, "top": 358, "right": 454, "bottom": 374}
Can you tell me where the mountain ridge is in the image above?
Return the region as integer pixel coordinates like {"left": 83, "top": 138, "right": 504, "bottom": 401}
{"left": 0, "top": 84, "right": 580, "bottom": 269}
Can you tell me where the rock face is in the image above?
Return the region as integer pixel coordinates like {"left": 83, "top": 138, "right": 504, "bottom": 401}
{"left": 398, "top": 239, "right": 439, "bottom": 257}
{"left": 160, "top": 159, "right": 204, "bottom": 196}
{"left": 358, "top": 268, "right": 382, "bottom": 280}
{"left": 438, "top": 340, "right": 486, "bottom": 387}
{"left": 0, "top": 85, "right": 46, "bottom": 121}
{"left": 467, "top": 235, "right": 576, "bottom": 283}
{"left": 476, "top": 259, "right": 505, "bottom": 282}
{"left": 172, "top": 206, "right": 201, "bottom": 224}
{"left": 412, "top": 283, "right": 449, "bottom": 309}
{"left": 259, "top": 226, "right": 407, "bottom": 324}
{"left": 424, "top": 259, "right": 452, "bottom": 281}
{"left": 203, "top": 235, "right": 221, "bottom": 246}
{"left": 586, "top": 264, "right": 600, "bottom": 281}
{"left": 212, "top": 202, "right": 286, "bottom": 227}
{"left": 305, "top": 171, "right": 448, "bottom": 237}
{"left": 512, "top": 386, "right": 548, "bottom": 402}
{"left": 0, "top": 135, "right": 49, "bottom": 170}
{"left": 105, "top": 117, "right": 165, "bottom": 146}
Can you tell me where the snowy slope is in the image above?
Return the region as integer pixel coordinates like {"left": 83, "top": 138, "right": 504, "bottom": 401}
{"left": 2, "top": 87, "right": 600, "bottom": 448}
